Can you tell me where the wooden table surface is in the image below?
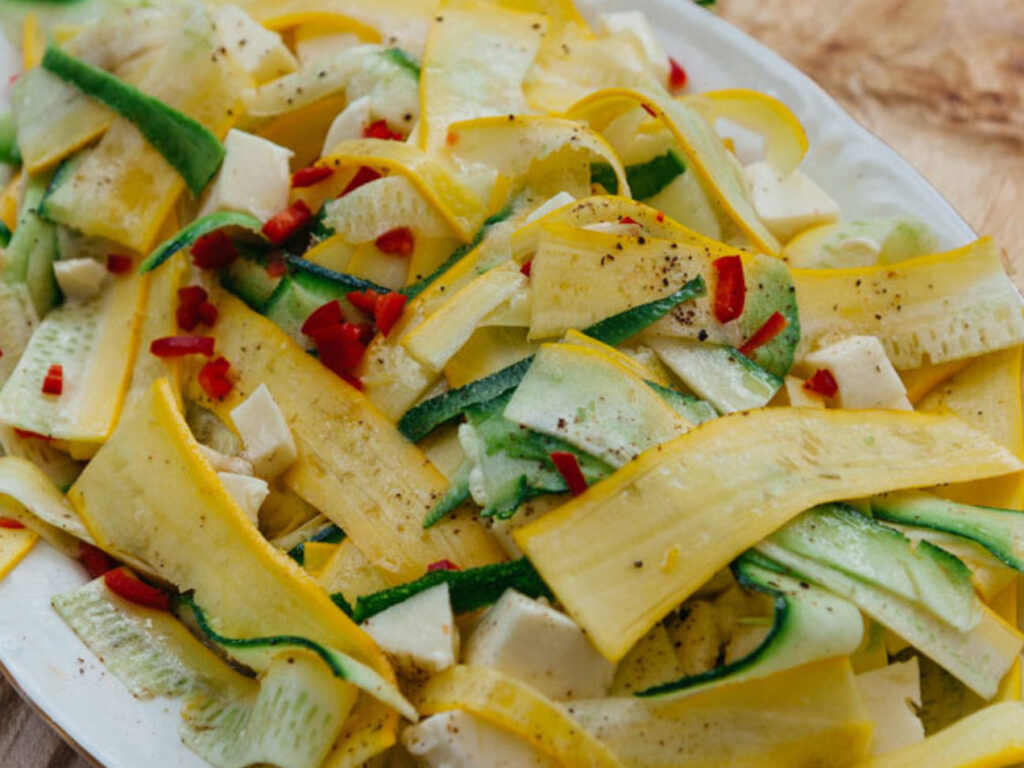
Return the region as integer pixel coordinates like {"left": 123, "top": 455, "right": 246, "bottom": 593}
{"left": 3, "top": 1, "right": 1023, "bottom": 766}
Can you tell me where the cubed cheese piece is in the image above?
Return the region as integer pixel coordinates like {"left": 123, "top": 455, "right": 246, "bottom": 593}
{"left": 784, "top": 375, "right": 826, "bottom": 409}
{"left": 296, "top": 31, "right": 363, "bottom": 67}
{"left": 598, "top": 11, "right": 669, "bottom": 83}
{"left": 803, "top": 336, "right": 912, "bottom": 411}
{"left": 403, "top": 711, "right": 556, "bottom": 768}
{"left": 322, "top": 95, "right": 372, "bottom": 156}
{"left": 744, "top": 160, "right": 841, "bottom": 242}
{"left": 855, "top": 657, "right": 924, "bottom": 755}
{"left": 199, "top": 130, "right": 293, "bottom": 223}
{"left": 463, "top": 589, "right": 614, "bottom": 700}
{"left": 197, "top": 443, "right": 254, "bottom": 476}
{"left": 524, "top": 191, "right": 576, "bottom": 225}
{"left": 229, "top": 383, "right": 298, "bottom": 479}
{"left": 218, "top": 472, "right": 269, "bottom": 524}
{"left": 213, "top": 5, "right": 298, "bottom": 84}
{"left": 53, "top": 258, "right": 107, "bottom": 301}
{"left": 361, "top": 583, "right": 458, "bottom": 678}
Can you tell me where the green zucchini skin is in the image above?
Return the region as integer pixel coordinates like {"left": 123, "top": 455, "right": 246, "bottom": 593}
{"left": 739, "top": 254, "right": 800, "bottom": 378}
{"left": 2, "top": 172, "right": 60, "bottom": 316}
{"left": 0, "top": 111, "right": 20, "bottom": 165}
{"left": 397, "top": 276, "right": 706, "bottom": 441}
{"left": 140, "top": 210, "right": 263, "bottom": 273}
{"left": 218, "top": 249, "right": 282, "bottom": 311}
{"left": 382, "top": 48, "right": 421, "bottom": 79}
{"left": 423, "top": 461, "right": 473, "bottom": 529}
{"left": 0, "top": 220, "right": 10, "bottom": 248}
{"left": 286, "top": 524, "right": 346, "bottom": 565}
{"left": 635, "top": 552, "right": 863, "bottom": 699}
{"left": 342, "top": 557, "right": 553, "bottom": 623}
{"left": 646, "top": 382, "right": 718, "bottom": 424}
{"left": 871, "top": 491, "right": 1024, "bottom": 573}
{"left": 42, "top": 44, "right": 224, "bottom": 196}
{"left": 591, "top": 150, "right": 687, "bottom": 200}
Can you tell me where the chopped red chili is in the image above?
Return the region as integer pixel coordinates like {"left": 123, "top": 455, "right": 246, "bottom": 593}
{"left": 375, "top": 227, "right": 415, "bottom": 257}
{"left": 191, "top": 230, "right": 237, "bottom": 270}
{"left": 106, "top": 254, "right": 133, "bottom": 274}
{"left": 341, "top": 166, "right": 382, "bottom": 197}
{"left": 42, "top": 364, "right": 63, "bottom": 396}
{"left": 446, "top": 130, "right": 459, "bottom": 146}
{"left": 619, "top": 216, "right": 639, "bottom": 225}
{"left": 363, "top": 119, "right": 403, "bottom": 141}
{"left": 178, "top": 285, "right": 208, "bottom": 307}
{"left": 374, "top": 292, "right": 407, "bottom": 337}
{"left": 13, "top": 428, "right": 50, "bottom": 441}
{"left": 803, "top": 369, "right": 839, "bottom": 399}
{"left": 177, "top": 286, "right": 209, "bottom": 331}
{"left": 655, "top": 210, "right": 666, "bottom": 223}
{"left": 301, "top": 300, "right": 344, "bottom": 336}
{"left": 104, "top": 568, "right": 171, "bottom": 611}
{"left": 198, "top": 357, "right": 233, "bottom": 399}
{"left": 262, "top": 200, "right": 313, "bottom": 245}
{"left": 79, "top": 542, "right": 116, "bottom": 579}
{"left": 309, "top": 323, "right": 367, "bottom": 374}
{"left": 427, "top": 559, "right": 461, "bottom": 573}
{"left": 739, "top": 311, "right": 788, "bottom": 358}
{"left": 520, "top": 260, "right": 533, "bottom": 278}
{"left": 291, "top": 165, "right": 334, "bottom": 188}
{"left": 265, "top": 256, "right": 288, "bottom": 278}
{"left": 338, "top": 371, "right": 364, "bottom": 390}
{"left": 346, "top": 289, "right": 380, "bottom": 315}
{"left": 712, "top": 255, "right": 746, "bottom": 324}
{"left": 0, "top": 517, "right": 25, "bottom": 529}
{"left": 151, "top": 335, "right": 214, "bottom": 358}
{"left": 668, "top": 57, "right": 688, "bottom": 91}
{"left": 642, "top": 103, "right": 658, "bottom": 118}
{"left": 550, "top": 451, "right": 588, "bottom": 497}
{"left": 196, "top": 301, "right": 218, "bottom": 327}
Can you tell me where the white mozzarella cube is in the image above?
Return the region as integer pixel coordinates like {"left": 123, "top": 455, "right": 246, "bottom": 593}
{"left": 403, "top": 711, "right": 556, "bottom": 768}
{"left": 463, "top": 589, "right": 614, "bottom": 700}
{"left": 803, "top": 336, "right": 912, "bottom": 411}
{"left": 53, "top": 258, "right": 107, "bottom": 301}
{"left": 361, "top": 583, "right": 459, "bottom": 678}
{"left": 199, "top": 130, "right": 293, "bottom": 223}
{"left": 745, "top": 160, "right": 841, "bottom": 242}
{"left": 229, "top": 383, "right": 298, "bottom": 479}
{"left": 197, "top": 443, "right": 254, "bottom": 476}
{"left": 783, "top": 375, "right": 826, "bottom": 409}
{"left": 213, "top": 5, "right": 298, "bottom": 84}
{"left": 218, "top": 472, "right": 269, "bottom": 524}
{"left": 322, "top": 95, "right": 372, "bottom": 156}
{"left": 855, "top": 658, "right": 924, "bottom": 755}
{"left": 598, "top": 11, "right": 669, "bottom": 84}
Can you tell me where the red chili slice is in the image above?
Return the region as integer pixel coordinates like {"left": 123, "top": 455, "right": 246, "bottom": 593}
{"left": 619, "top": 216, "right": 639, "bottom": 225}
{"left": 427, "top": 559, "right": 461, "bottom": 573}
{"left": 176, "top": 285, "right": 209, "bottom": 331}
{"left": 198, "top": 357, "right": 233, "bottom": 399}
{"left": 41, "top": 364, "right": 63, "bottom": 395}
{"left": 196, "top": 301, "right": 218, "bottom": 327}
{"left": 363, "top": 119, "right": 403, "bottom": 141}
{"left": 106, "top": 254, "right": 133, "bottom": 274}
{"left": 550, "top": 451, "right": 588, "bottom": 497}
{"left": 291, "top": 165, "right": 334, "bottom": 188}
{"left": 310, "top": 323, "right": 366, "bottom": 374}
{"left": 262, "top": 200, "right": 313, "bottom": 245}
{"left": 266, "top": 257, "right": 288, "bottom": 278}
{"left": 0, "top": 517, "right": 25, "bottom": 529}
{"left": 178, "top": 285, "right": 208, "bottom": 308}
{"left": 738, "top": 311, "right": 788, "bottom": 358}
{"left": 712, "top": 255, "right": 746, "bottom": 324}
{"left": 13, "top": 428, "right": 50, "bottom": 441}
{"left": 104, "top": 568, "right": 171, "bottom": 611}
{"left": 79, "top": 542, "right": 116, "bottom": 579}
{"left": 151, "top": 336, "right": 215, "bottom": 358}
{"left": 668, "top": 57, "right": 688, "bottom": 91}
{"left": 301, "top": 300, "right": 344, "bottom": 336}
{"left": 803, "top": 369, "right": 839, "bottom": 398}
{"left": 341, "top": 166, "right": 382, "bottom": 197}
{"left": 374, "top": 292, "right": 407, "bottom": 337}
{"left": 520, "top": 260, "right": 533, "bottom": 277}
{"left": 346, "top": 289, "right": 381, "bottom": 315}
{"left": 191, "top": 230, "right": 237, "bottom": 270}
{"left": 642, "top": 103, "right": 658, "bottom": 118}
{"left": 375, "top": 227, "right": 415, "bottom": 257}
{"left": 655, "top": 210, "right": 666, "bottom": 223}
{"left": 338, "top": 371, "right": 364, "bottom": 390}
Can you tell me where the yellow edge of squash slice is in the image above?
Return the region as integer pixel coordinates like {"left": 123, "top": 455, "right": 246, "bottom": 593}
{"left": 193, "top": 293, "right": 506, "bottom": 583}
{"left": 415, "top": 664, "right": 626, "bottom": 768}
{"left": 0, "top": 526, "right": 38, "bottom": 582}
{"left": 258, "top": 10, "right": 383, "bottom": 41}
{"left": 0, "top": 455, "right": 90, "bottom": 556}
{"left": 515, "top": 407, "right": 1023, "bottom": 660}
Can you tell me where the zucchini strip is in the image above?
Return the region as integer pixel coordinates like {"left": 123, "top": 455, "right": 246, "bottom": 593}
{"left": 42, "top": 8, "right": 244, "bottom": 254}
{"left": 0, "top": 268, "right": 147, "bottom": 444}
{"left": 0, "top": 456, "right": 90, "bottom": 556}
{"left": 636, "top": 553, "right": 864, "bottom": 700}
{"left": 793, "top": 237, "right": 1024, "bottom": 369}
{"left": 415, "top": 665, "right": 625, "bottom": 768}
{"left": 140, "top": 211, "right": 262, "bottom": 273}
{"left": 41, "top": 44, "right": 224, "bottom": 196}
{"left": 0, "top": 527, "right": 37, "bottom": 582}
{"left": 568, "top": 87, "right": 781, "bottom": 254}
{"left": 419, "top": 3, "right": 546, "bottom": 152}
{"left": 515, "top": 408, "right": 1021, "bottom": 660}
{"left": 194, "top": 294, "right": 506, "bottom": 582}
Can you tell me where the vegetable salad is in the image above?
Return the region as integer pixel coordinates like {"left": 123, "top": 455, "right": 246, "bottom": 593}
{"left": 1, "top": 1, "right": 1024, "bottom": 767}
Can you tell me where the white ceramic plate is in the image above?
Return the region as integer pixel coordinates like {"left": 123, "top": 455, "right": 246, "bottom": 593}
{"left": 0, "top": 2, "right": 977, "bottom": 766}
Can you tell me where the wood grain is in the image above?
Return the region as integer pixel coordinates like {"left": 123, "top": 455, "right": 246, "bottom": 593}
{"left": 3, "top": 0, "right": 1024, "bottom": 765}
